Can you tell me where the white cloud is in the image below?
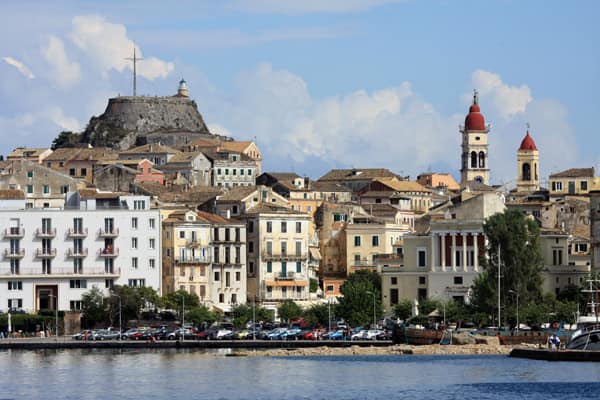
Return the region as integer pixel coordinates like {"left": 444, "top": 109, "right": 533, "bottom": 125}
{"left": 470, "top": 70, "right": 532, "bottom": 120}
{"left": 41, "top": 36, "right": 81, "bottom": 89}
{"left": 230, "top": 0, "right": 407, "bottom": 14}
{"left": 69, "top": 15, "right": 174, "bottom": 80}
{"left": 2, "top": 57, "right": 35, "bottom": 79}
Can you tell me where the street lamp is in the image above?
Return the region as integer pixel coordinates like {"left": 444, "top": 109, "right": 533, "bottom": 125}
{"left": 48, "top": 294, "right": 58, "bottom": 340}
{"left": 508, "top": 289, "right": 520, "bottom": 334}
{"left": 111, "top": 293, "right": 122, "bottom": 340}
{"left": 366, "top": 291, "right": 377, "bottom": 329}
{"left": 177, "top": 293, "right": 186, "bottom": 342}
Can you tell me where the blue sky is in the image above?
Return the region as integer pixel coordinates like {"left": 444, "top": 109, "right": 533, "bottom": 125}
{"left": 1, "top": 0, "right": 598, "bottom": 185}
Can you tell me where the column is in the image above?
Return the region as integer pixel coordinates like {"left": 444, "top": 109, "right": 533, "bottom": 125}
{"left": 441, "top": 234, "right": 446, "bottom": 271}
{"left": 462, "top": 233, "right": 468, "bottom": 272}
{"left": 473, "top": 233, "right": 479, "bottom": 272}
{"left": 430, "top": 233, "right": 436, "bottom": 272}
{"left": 451, "top": 233, "right": 457, "bottom": 272}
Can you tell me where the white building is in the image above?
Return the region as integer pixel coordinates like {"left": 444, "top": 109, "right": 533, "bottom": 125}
{"left": 0, "top": 189, "right": 161, "bottom": 314}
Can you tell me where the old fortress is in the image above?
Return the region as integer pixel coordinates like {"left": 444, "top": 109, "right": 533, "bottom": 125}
{"left": 1, "top": 79, "right": 597, "bottom": 327}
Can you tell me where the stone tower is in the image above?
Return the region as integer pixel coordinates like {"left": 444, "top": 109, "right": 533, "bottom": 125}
{"left": 590, "top": 191, "right": 600, "bottom": 271}
{"left": 516, "top": 129, "right": 540, "bottom": 192}
{"left": 460, "top": 90, "right": 490, "bottom": 186}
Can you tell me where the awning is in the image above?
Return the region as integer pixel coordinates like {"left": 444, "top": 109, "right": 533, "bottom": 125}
{"left": 265, "top": 280, "right": 308, "bottom": 287}
{"left": 309, "top": 247, "right": 322, "bottom": 260}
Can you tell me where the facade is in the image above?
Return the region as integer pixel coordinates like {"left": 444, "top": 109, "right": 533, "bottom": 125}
{"left": 186, "top": 139, "right": 263, "bottom": 175}
{"left": 118, "top": 143, "right": 180, "bottom": 166}
{"left": 0, "top": 159, "right": 87, "bottom": 208}
{"left": 590, "top": 191, "right": 600, "bottom": 271}
{"left": 162, "top": 210, "right": 246, "bottom": 312}
{"left": 7, "top": 147, "right": 53, "bottom": 164}
{"left": 460, "top": 91, "right": 490, "bottom": 186}
{"left": 0, "top": 190, "right": 161, "bottom": 314}
{"left": 416, "top": 173, "right": 460, "bottom": 192}
{"left": 549, "top": 168, "right": 598, "bottom": 197}
{"left": 206, "top": 150, "right": 258, "bottom": 188}
{"left": 362, "top": 177, "right": 432, "bottom": 213}
{"left": 215, "top": 185, "right": 289, "bottom": 218}
{"left": 243, "top": 204, "right": 311, "bottom": 309}
{"left": 516, "top": 130, "right": 540, "bottom": 193}
{"left": 160, "top": 151, "right": 212, "bottom": 186}
{"left": 43, "top": 147, "right": 118, "bottom": 184}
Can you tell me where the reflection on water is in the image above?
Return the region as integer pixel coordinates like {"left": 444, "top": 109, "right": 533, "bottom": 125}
{"left": 2, "top": 350, "right": 600, "bottom": 400}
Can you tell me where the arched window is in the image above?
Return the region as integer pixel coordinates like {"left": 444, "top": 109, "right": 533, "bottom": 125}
{"left": 478, "top": 152, "right": 485, "bottom": 168}
{"left": 470, "top": 152, "right": 477, "bottom": 168}
{"left": 522, "top": 163, "right": 531, "bottom": 181}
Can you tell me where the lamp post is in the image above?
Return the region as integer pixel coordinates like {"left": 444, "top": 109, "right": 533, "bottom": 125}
{"left": 48, "top": 294, "right": 58, "bottom": 340}
{"left": 111, "top": 293, "right": 122, "bottom": 340}
{"left": 366, "top": 291, "right": 376, "bottom": 329}
{"left": 509, "top": 289, "right": 519, "bottom": 334}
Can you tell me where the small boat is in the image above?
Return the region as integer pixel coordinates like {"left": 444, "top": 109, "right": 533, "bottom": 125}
{"left": 566, "top": 277, "right": 600, "bottom": 350}
{"left": 392, "top": 324, "right": 445, "bottom": 345}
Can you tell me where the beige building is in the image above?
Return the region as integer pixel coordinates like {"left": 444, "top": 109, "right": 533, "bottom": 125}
{"left": 43, "top": 147, "right": 118, "bottom": 184}
{"left": 361, "top": 177, "right": 432, "bottom": 213}
{"left": 549, "top": 167, "right": 599, "bottom": 197}
{"left": 161, "top": 209, "right": 246, "bottom": 313}
{"left": 7, "top": 147, "right": 53, "bottom": 164}
{"left": 215, "top": 185, "right": 289, "bottom": 218}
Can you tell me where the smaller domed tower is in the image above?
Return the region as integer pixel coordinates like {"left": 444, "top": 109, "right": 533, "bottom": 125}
{"left": 516, "top": 127, "right": 540, "bottom": 193}
{"left": 177, "top": 79, "right": 189, "bottom": 97}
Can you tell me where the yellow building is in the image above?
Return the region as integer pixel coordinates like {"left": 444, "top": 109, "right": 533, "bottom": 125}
{"left": 549, "top": 167, "right": 599, "bottom": 197}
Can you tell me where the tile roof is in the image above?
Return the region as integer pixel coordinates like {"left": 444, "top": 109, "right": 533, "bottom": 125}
{"left": 45, "top": 147, "right": 118, "bottom": 162}
{"left": 165, "top": 151, "right": 207, "bottom": 163}
{"left": 0, "top": 189, "right": 25, "bottom": 199}
{"left": 372, "top": 177, "right": 431, "bottom": 193}
{"left": 120, "top": 144, "right": 180, "bottom": 154}
{"left": 245, "top": 202, "right": 301, "bottom": 215}
{"left": 78, "top": 189, "right": 121, "bottom": 199}
{"left": 7, "top": 148, "right": 50, "bottom": 158}
{"left": 549, "top": 167, "right": 595, "bottom": 178}
{"left": 318, "top": 168, "right": 398, "bottom": 182}
{"left": 217, "top": 186, "right": 257, "bottom": 202}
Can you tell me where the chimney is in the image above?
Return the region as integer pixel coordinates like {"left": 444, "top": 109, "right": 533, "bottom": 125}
{"left": 304, "top": 176, "right": 310, "bottom": 190}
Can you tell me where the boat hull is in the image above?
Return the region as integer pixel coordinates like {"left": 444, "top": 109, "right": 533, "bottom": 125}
{"left": 567, "top": 329, "right": 600, "bottom": 350}
{"left": 393, "top": 327, "right": 445, "bottom": 345}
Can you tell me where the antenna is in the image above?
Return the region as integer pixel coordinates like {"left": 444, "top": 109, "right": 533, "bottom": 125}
{"left": 125, "top": 47, "right": 144, "bottom": 96}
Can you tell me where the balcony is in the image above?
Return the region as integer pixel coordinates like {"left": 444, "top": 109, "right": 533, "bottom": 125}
{"left": 175, "top": 257, "right": 211, "bottom": 265}
{"left": 3, "top": 228, "right": 24, "bottom": 238}
{"left": 262, "top": 252, "right": 308, "bottom": 262}
{"left": 98, "top": 228, "right": 119, "bottom": 238}
{"left": 0, "top": 267, "right": 120, "bottom": 277}
{"left": 352, "top": 260, "right": 376, "bottom": 268}
{"left": 186, "top": 238, "right": 206, "bottom": 248}
{"left": 35, "top": 248, "right": 57, "bottom": 258}
{"left": 4, "top": 248, "right": 25, "bottom": 258}
{"left": 212, "top": 236, "right": 243, "bottom": 244}
{"left": 67, "top": 228, "right": 88, "bottom": 238}
{"left": 35, "top": 228, "right": 56, "bottom": 238}
{"left": 275, "top": 271, "right": 296, "bottom": 280}
{"left": 67, "top": 248, "right": 88, "bottom": 257}
{"left": 98, "top": 247, "right": 119, "bottom": 257}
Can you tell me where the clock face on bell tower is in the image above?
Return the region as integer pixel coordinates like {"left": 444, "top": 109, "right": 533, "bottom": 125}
{"left": 474, "top": 175, "right": 483, "bottom": 184}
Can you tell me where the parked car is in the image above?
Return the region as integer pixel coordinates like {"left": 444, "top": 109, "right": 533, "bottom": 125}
{"left": 167, "top": 328, "right": 199, "bottom": 340}
{"left": 92, "top": 329, "right": 121, "bottom": 340}
{"left": 121, "top": 328, "right": 145, "bottom": 340}
{"left": 72, "top": 330, "right": 94, "bottom": 340}
{"left": 323, "top": 330, "right": 345, "bottom": 340}
{"left": 267, "top": 328, "right": 288, "bottom": 340}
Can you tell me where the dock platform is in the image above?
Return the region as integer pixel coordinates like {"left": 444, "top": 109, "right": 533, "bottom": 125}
{"left": 510, "top": 347, "right": 600, "bottom": 361}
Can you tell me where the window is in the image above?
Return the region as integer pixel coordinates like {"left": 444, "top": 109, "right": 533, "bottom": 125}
{"left": 8, "top": 281, "right": 23, "bottom": 290}
{"left": 266, "top": 221, "right": 272, "bottom": 233}
{"left": 219, "top": 293, "right": 225, "bottom": 303}
{"left": 248, "top": 221, "right": 254, "bottom": 233}
{"left": 454, "top": 276, "right": 463, "bottom": 285}
{"left": 179, "top": 231, "right": 185, "bottom": 239}
{"left": 247, "top": 169, "right": 252, "bottom": 176}
{"left": 581, "top": 181, "right": 588, "bottom": 191}
{"left": 69, "top": 168, "right": 76, "bottom": 176}
{"left": 70, "top": 301, "right": 83, "bottom": 310}
{"left": 8, "top": 299, "right": 23, "bottom": 309}
{"left": 128, "top": 279, "right": 145, "bottom": 287}
{"left": 131, "top": 237, "right": 138, "bottom": 249}
{"left": 105, "top": 279, "right": 114, "bottom": 289}
{"left": 295, "top": 241, "right": 302, "bottom": 256}
{"left": 27, "top": 170, "right": 33, "bottom": 178}
{"left": 149, "top": 218, "right": 156, "bottom": 229}
{"left": 81, "top": 168, "right": 87, "bottom": 176}
{"left": 281, "top": 221, "right": 287, "bottom": 233}
{"left": 267, "top": 261, "right": 272, "bottom": 273}
{"left": 217, "top": 168, "right": 221, "bottom": 175}
{"left": 417, "top": 249, "right": 427, "bottom": 267}
{"left": 73, "top": 258, "right": 82, "bottom": 274}
{"left": 390, "top": 277, "right": 397, "bottom": 285}
{"left": 248, "top": 241, "right": 254, "bottom": 253}
{"left": 552, "top": 181, "right": 563, "bottom": 191}
{"left": 69, "top": 279, "right": 87, "bottom": 289}
{"left": 42, "top": 259, "right": 52, "bottom": 274}
{"left": 214, "top": 271, "right": 220, "bottom": 281}
{"left": 149, "top": 238, "right": 155, "bottom": 249}
{"left": 296, "top": 222, "right": 302, "bottom": 233}
{"left": 390, "top": 288, "right": 399, "bottom": 305}
{"left": 149, "top": 259, "right": 155, "bottom": 268}
{"left": 296, "top": 262, "right": 301, "bottom": 273}
{"left": 249, "top": 261, "right": 254, "bottom": 274}
{"left": 372, "top": 236, "right": 379, "bottom": 246}
{"left": 354, "top": 236, "right": 361, "bottom": 246}
{"left": 231, "top": 294, "right": 237, "bottom": 304}
{"left": 281, "top": 241, "right": 287, "bottom": 255}
{"left": 232, "top": 169, "right": 237, "bottom": 175}
{"left": 60, "top": 185, "right": 69, "bottom": 194}
{"left": 418, "top": 276, "right": 426, "bottom": 285}
{"left": 266, "top": 241, "right": 272, "bottom": 255}
{"left": 27, "top": 185, "right": 33, "bottom": 194}
{"left": 326, "top": 285, "right": 334, "bottom": 292}
{"left": 225, "top": 169, "right": 229, "bottom": 175}
{"left": 552, "top": 249, "right": 563, "bottom": 265}
{"left": 236, "top": 271, "right": 241, "bottom": 281}
{"left": 226, "top": 272, "right": 231, "bottom": 287}
{"left": 132, "top": 257, "right": 138, "bottom": 268}
{"left": 43, "top": 185, "right": 50, "bottom": 194}
{"left": 133, "top": 200, "right": 145, "bottom": 210}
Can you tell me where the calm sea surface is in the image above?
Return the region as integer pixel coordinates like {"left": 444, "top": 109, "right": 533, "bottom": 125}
{"left": 1, "top": 349, "right": 600, "bottom": 400}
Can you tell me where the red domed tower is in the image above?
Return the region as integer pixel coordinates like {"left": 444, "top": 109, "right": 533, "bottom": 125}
{"left": 517, "top": 127, "right": 540, "bottom": 192}
{"left": 460, "top": 90, "right": 490, "bottom": 186}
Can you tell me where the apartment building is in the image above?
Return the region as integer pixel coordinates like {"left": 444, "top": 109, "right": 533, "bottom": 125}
{"left": 0, "top": 189, "right": 161, "bottom": 314}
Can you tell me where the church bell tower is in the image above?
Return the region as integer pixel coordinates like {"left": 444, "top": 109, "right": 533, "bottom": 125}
{"left": 516, "top": 127, "right": 540, "bottom": 193}
{"left": 460, "top": 90, "right": 490, "bottom": 186}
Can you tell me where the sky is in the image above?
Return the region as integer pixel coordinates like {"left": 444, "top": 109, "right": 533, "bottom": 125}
{"left": 1, "top": 0, "right": 598, "bottom": 186}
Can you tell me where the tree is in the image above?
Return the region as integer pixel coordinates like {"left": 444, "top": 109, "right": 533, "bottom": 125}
{"left": 231, "top": 303, "right": 274, "bottom": 328}
{"left": 471, "top": 209, "right": 544, "bottom": 326}
{"left": 81, "top": 287, "right": 107, "bottom": 328}
{"left": 277, "top": 300, "right": 302, "bottom": 324}
{"left": 163, "top": 290, "right": 200, "bottom": 312}
{"left": 393, "top": 300, "right": 413, "bottom": 321}
{"left": 185, "top": 306, "right": 219, "bottom": 326}
{"left": 303, "top": 303, "right": 330, "bottom": 328}
{"left": 51, "top": 130, "right": 81, "bottom": 150}
{"left": 336, "top": 270, "right": 383, "bottom": 326}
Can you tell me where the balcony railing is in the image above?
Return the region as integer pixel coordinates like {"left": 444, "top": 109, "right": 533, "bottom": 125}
{"left": 35, "top": 228, "right": 56, "bottom": 238}
{"left": 67, "top": 228, "right": 88, "bottom": 238}
{"left": 352, "top": 260, "right": 376, "bottom": 267}
{"left": 262, "top": 252, "right": 308, "bottom": 261}
{"left": 275, "top": 271, "right": 296, "bottom": 280}
{"left": 35, "top": 248, "right": 57, "bottom": 258}
{"left": 98, "top": 228, "right": 119, "bottom": 238}
{"left": 212, "top": 237, "right": 243, "bottom": 244}
{"left": 4, "top": 248, "right": 25, "bottom": 258}
{"left": 175, "top": 257, "right": 211, "bottom": 264}
{"left": 67, "top": 248, "right": 88, "bottom": 257}
{"left": 98, "top": 248, "right": 119, "bottom": 257}
{"left": 0, "top": 267, "right": 120, "bottom": 277}
{"left": 186, "top": 238, "right": 204, "bottom": 248}
{"left": 3, "top": 228, "right": 24, "bottom": 238}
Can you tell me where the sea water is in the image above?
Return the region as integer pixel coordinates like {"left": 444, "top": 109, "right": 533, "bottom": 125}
{"left": 1, "top": 349, "right": 599, "bottom": 399}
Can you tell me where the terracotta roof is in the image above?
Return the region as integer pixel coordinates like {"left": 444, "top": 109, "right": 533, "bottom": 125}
{"left": 189, "top": 138, "right": 221, "bottom": 147}
{"left": 549, "top": 168, "right": 595, "bottom": 178}
{"left": 7, "top": 148, "right": 50, "bottom": 158}
{"left": 309, "top": 181, "right": 351, "bottom": 192}
{"left": 217, "top": 186, "right": 257, "bottom": 202}
{"left": 45, "top": 147, "right": 118, "bottom": 162}
{"left": 78, "top": 189, "right": 121, "bottom": 199}
{"left": 462, "top": 180, "right": 497, "bottom": 192}
{"left": 165, "top": 151, "right": 207, "bottom": 163}
{"left": 372, "top": 177, "right": 431, "bottom": 193}
{"left": 120, "top": 144, "right": 180, "bottom": 154}
{"left": 245, "top": 202, "right": 300, "bottom": 215}
{"left": 360, "top": 191, "right": 410, "bottom": 199}
{"left": 195, "top": 210, "right": 242, "bottom": 224}
{"left": 0, "top": 189, "right": 25, "bottom": 199}
{"left": 220, "top": 141, "right": 255, "bottom": 154}
{"left": 318, "top": 168, "right": 398, "bottom": 182}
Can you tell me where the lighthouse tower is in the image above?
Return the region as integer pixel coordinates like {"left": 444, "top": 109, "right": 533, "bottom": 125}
{"left": 516, "top": 128, "right": 540, "bottom": 193}
{"left": 460, "top": 90, "right": 490, "bottom": 186}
